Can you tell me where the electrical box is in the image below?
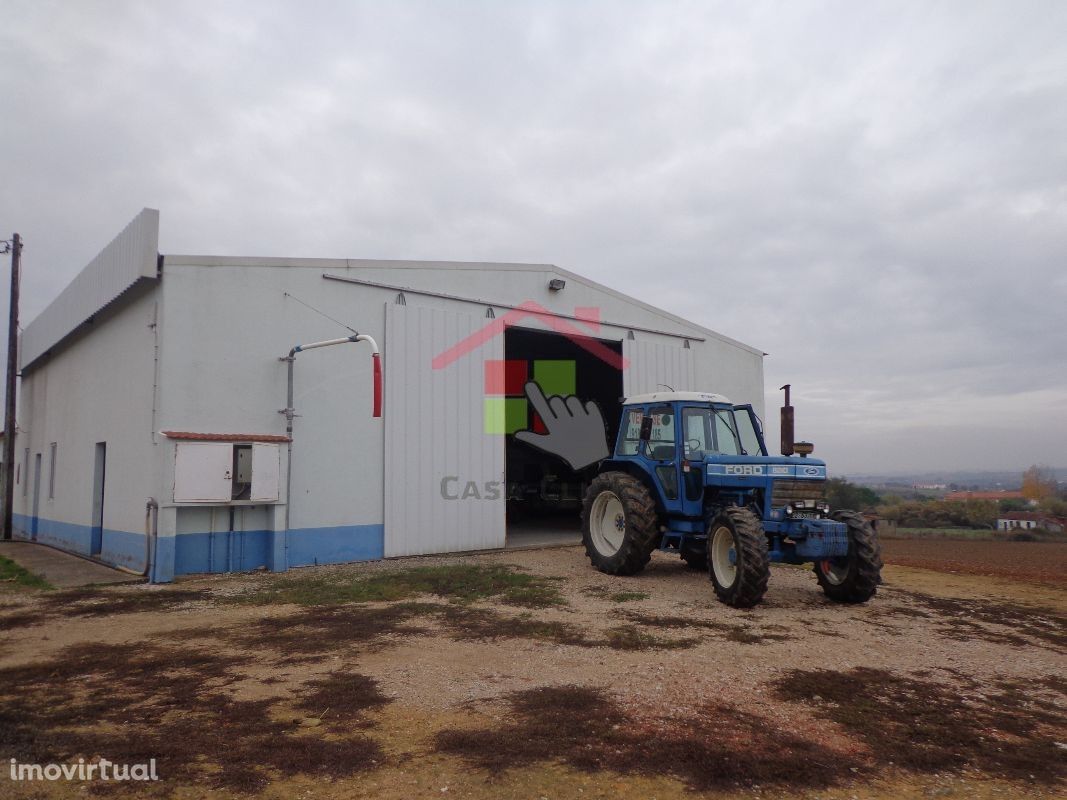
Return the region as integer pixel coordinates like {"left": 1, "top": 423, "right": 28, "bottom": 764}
{"left": 250, "top": 443, "right": 280, "bottom": 502}
{"left": 174, "top": 443, "right": 234, "bottom": 503}
{"left": 173, "top": 441, "right": 281, "bottom": 503}
{"left": 235, "top": 445, "right": 253, "bottom": 484}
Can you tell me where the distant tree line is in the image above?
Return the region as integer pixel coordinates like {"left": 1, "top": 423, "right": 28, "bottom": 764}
{"left": 824, "top": 464, "right": 1067, "bottom": 530}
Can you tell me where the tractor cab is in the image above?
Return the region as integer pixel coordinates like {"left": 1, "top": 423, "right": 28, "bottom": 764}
{"left": 580, "top": 390, "right": 882, "bottom": 608}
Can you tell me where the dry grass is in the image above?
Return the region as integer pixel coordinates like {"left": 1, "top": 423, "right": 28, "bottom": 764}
{"left": 435, "top": 685, "right": 848, "bottom": 791}
{"left": 0, "top": 641, "right": 389, "bottom": 793}
{"left": 773, "top": 667, "right": 1067, "bottom": 784}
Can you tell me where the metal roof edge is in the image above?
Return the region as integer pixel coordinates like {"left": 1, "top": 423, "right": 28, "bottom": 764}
{"left": 163, "top": 254, "right": 763, "bottom": 357}
{"left": 21, "top": 208, "right": 160, "bottom": 368}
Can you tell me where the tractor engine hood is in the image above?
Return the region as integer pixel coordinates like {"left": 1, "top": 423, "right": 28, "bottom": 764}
{"left": 701, "top": 455, "right": 828, "bottom": 481}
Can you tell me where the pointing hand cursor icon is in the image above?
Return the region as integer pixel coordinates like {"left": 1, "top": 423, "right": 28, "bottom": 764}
{"left": 513, "top": 381, "right": 609, "bottom": 470}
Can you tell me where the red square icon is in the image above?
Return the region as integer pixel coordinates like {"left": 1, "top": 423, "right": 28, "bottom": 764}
{"left": 485, "top": 359, "right": 528, "bottom": 396}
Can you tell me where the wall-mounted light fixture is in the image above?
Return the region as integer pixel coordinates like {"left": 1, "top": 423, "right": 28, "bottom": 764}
{"left": 548, "top": 278, "right": 566, "bottom": 291}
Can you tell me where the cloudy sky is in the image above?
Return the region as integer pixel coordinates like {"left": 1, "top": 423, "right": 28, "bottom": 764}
{"left": 1, "top": 1, "right": 1065, "bottom": 475}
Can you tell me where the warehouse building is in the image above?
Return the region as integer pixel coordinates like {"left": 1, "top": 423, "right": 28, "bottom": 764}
{"left": 10, "top": 209, "right": 765, "bottom": 582}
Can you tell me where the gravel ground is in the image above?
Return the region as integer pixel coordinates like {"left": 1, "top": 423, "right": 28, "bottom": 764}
{"left": 0, "top": 542, "right": 1064, "bottom": 799}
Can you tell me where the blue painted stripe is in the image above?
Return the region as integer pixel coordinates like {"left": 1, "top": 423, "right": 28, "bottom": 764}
{"left": 11, "top": 513, "right": 384, "bottom": 583}
{"left": 286, "top": 524, "right": 384, "bottom": 567}
{"left": 174, "top": 529, "right": 272, "bottom": 576}
{"left": 13, "top": 512, "right": 146, "bottom": 570}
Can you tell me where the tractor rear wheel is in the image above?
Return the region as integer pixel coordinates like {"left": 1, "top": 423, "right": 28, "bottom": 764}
{"left": 707, "top": 507, "right": 770, "bottom": 608}
{"left": 814, "top": 510, "right": 882, "bottom": 603}
{"left": 581, "top": 471, "right": 660, "bottom": 576}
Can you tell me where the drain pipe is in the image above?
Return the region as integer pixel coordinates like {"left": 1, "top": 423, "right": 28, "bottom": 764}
{"left": 280, "top": 333, "right": 382, "bottom": 549}
{"left": 143, "top": 497, "right": 158, "bottom": 579}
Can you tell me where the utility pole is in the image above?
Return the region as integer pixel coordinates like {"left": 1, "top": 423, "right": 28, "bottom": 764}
{"left": 2, "top": 233, "right": 21, "bottom": 540}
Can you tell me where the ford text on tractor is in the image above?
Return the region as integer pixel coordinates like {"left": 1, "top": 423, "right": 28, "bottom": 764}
{"left": 580, "top": 386, "right": 882, "bottom": 608}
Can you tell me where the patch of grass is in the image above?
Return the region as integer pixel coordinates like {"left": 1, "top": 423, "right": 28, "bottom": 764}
{"left": 0, "top": 554, "right": 52, "bottom": 591}
{"left": 773, "top": 667, "right": 1067, "bottom": 784}
{"left": 435, "top": 685, "right": 850, "bottom": 790}
{"left": 44, "top": 586, "right": 210, "bottom": 617}
{"left": 0, "top": 585, "right": 209, "bottom": 631}
{"left": 608, "top": 591, "right": 649, "bottom": 603}
{"left": 602, "top": 624, "right": 698, "bottom": 651}
{"left": 906, "top": 592, "right": 1067, "bottom": 649}
{"left": 619, "top": 610, "right": 795, "bottom": 645}
{"left": 225, "top": 602, "right": 437, "bottom": 658}
{"left": 0, "top": 641, "right": 389, "bottom": 793}
{"left": 440, "top": 606, "right": 591, "bottom": 647}
{"left": 228, "top": 599, "right": 697, "bottom": 657}
{"left": 294, "top": 672, "right": 390, "bottom": 730}
{"left": 234, "top": 564, "right": 566, "bottom": 608}
{"left": 890, "top": 527, "right": 999, "bottom": 541}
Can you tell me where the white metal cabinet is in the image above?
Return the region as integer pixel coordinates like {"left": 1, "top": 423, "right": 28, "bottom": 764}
{"left": 384, "top": 303, "right": 505, "bottom": 557}
{"left": 250, "top": 443, "right": 280, "bottom": 502}
{"left": 174, "top": 442, "right": 233, "bottom": 502}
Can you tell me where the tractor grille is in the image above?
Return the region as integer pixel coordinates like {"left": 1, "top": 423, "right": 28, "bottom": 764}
{"left": 771, "top": 479, "right": 827, "bottom": 507}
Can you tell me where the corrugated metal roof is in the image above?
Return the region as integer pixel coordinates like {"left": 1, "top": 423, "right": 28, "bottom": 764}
{"left": 21, "top": 208, "right": 160, "bottom": 370}
{"left": 162, "top": 431, "right": 291, "bottom": 443}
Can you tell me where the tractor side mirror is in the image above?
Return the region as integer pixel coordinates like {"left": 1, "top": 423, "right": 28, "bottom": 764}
{"left": 639, "top": 416, "right": 653, "bottom": 441}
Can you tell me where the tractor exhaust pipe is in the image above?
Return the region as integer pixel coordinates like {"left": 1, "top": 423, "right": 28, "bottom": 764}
{"left": 780, "top": 384, "right": 795, "bottom": 456}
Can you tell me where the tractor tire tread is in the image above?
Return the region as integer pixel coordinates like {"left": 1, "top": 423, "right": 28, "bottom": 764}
{"left": 581, "top": 472, "right": 660, "bottom": 576}
{"left": 708, "top": 506, "right": 770, "bottom": 608}
{"left": 815, "top": 510, "right": 883, "bottom": 603}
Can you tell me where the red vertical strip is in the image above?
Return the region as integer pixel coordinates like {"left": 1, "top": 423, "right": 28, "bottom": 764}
{"left": 372, "top": 353, "right": 383, "bottom": 418}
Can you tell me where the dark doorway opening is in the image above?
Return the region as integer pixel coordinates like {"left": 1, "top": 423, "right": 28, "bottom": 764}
{"left": 502, "top": 326, "right": 623, "bottom": 548}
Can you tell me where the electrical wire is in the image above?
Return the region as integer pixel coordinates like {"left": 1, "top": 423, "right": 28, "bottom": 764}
{"left": 283, "top": 292, "right": 358, "bottom": 334}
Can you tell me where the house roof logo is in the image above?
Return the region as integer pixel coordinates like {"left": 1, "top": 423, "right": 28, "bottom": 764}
{"left": 431, "top": 300, "right": 622, "bottom": 468}
{"left": 431, "top": 300, "right": 629, "bottom": 371}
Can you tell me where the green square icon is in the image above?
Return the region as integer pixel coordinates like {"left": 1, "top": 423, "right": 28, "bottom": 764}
{"left": 484, "top": 397, "right": 528, "bottom": 434}
{"left": 533, "top": 360, "right": 576, "bottom": 397}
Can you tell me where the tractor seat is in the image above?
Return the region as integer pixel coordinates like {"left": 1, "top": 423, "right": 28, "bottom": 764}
{"left": 651, "top": 444, "right": 675, "bottom": 461}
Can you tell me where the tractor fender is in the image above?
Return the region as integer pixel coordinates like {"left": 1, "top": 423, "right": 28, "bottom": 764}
{"left": 597, "top": 459, "right": 670, "bottom": 517}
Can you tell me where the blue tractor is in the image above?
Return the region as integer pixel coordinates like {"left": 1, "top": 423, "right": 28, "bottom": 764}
{"left": 580, "top": 387, "right": 882, "bottom": 608}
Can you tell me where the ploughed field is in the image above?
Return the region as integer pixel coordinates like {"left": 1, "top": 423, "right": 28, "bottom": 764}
{"left": 1, "top": 540, "right": 1064, "bottom": 799}
{"left": 881, "top": 537, "right": 1067, "bottom": 587}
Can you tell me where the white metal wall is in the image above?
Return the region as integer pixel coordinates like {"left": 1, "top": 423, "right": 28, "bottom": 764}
{"left": 21, "top": 208, "right": 159, "bottom": 369}
{"left": 384, "top": 302, "right": 505, "bottom": 557}
{"left": 622, "top": 338, "right": 697, "bottom": 397}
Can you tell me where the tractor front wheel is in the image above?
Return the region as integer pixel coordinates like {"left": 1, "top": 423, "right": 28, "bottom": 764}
{"left": 813, "top": 510, "right": 883, "bottom": 603}
{"left": 707, "top": 507, "right": 770, "bottom": 608}
{"left": 581, "top": 472, "right": 660, "bottom": 576}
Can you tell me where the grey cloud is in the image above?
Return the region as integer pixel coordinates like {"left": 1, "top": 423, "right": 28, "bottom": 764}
{"left": 2, "top": 0, "right": 1065, "bottom": 473}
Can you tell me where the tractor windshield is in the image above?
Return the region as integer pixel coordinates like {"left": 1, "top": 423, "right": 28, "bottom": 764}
{"left": 682, "top": 406, "right": 744, "bottom": 457}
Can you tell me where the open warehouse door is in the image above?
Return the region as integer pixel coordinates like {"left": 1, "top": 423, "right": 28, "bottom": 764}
{"left": 503, "top": 326, "right": 624, "bottom": 547}
{"left": 384, "top": 303, "right": 505, "bottom": 557}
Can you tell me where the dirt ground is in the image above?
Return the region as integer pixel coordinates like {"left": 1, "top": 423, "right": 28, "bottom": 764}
{"left": 0, "top": 540, "right": 1064, "bottom": 799}
{"left": 880, "top": 538, "right": 1067, "bottom": 588}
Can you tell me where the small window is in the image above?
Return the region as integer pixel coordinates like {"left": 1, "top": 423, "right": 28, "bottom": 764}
{"left": 617, "top": 409, "right": 643, "bottom": 455}
{"left": 22, "top": 448, "right": 29, "bottom": 496}
{"left": 48, "top": 443, "right": 57, "bottom": 499}
{"left": 646, "top": 406, "right": 676, "bottom": 461}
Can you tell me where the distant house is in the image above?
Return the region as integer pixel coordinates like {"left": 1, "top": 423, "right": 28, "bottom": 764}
{"left": 997, "top": 513, "right": 1065, "bottom": 533}
{"left": 944, "top": 490, "right": 1027, "bottom": 503}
